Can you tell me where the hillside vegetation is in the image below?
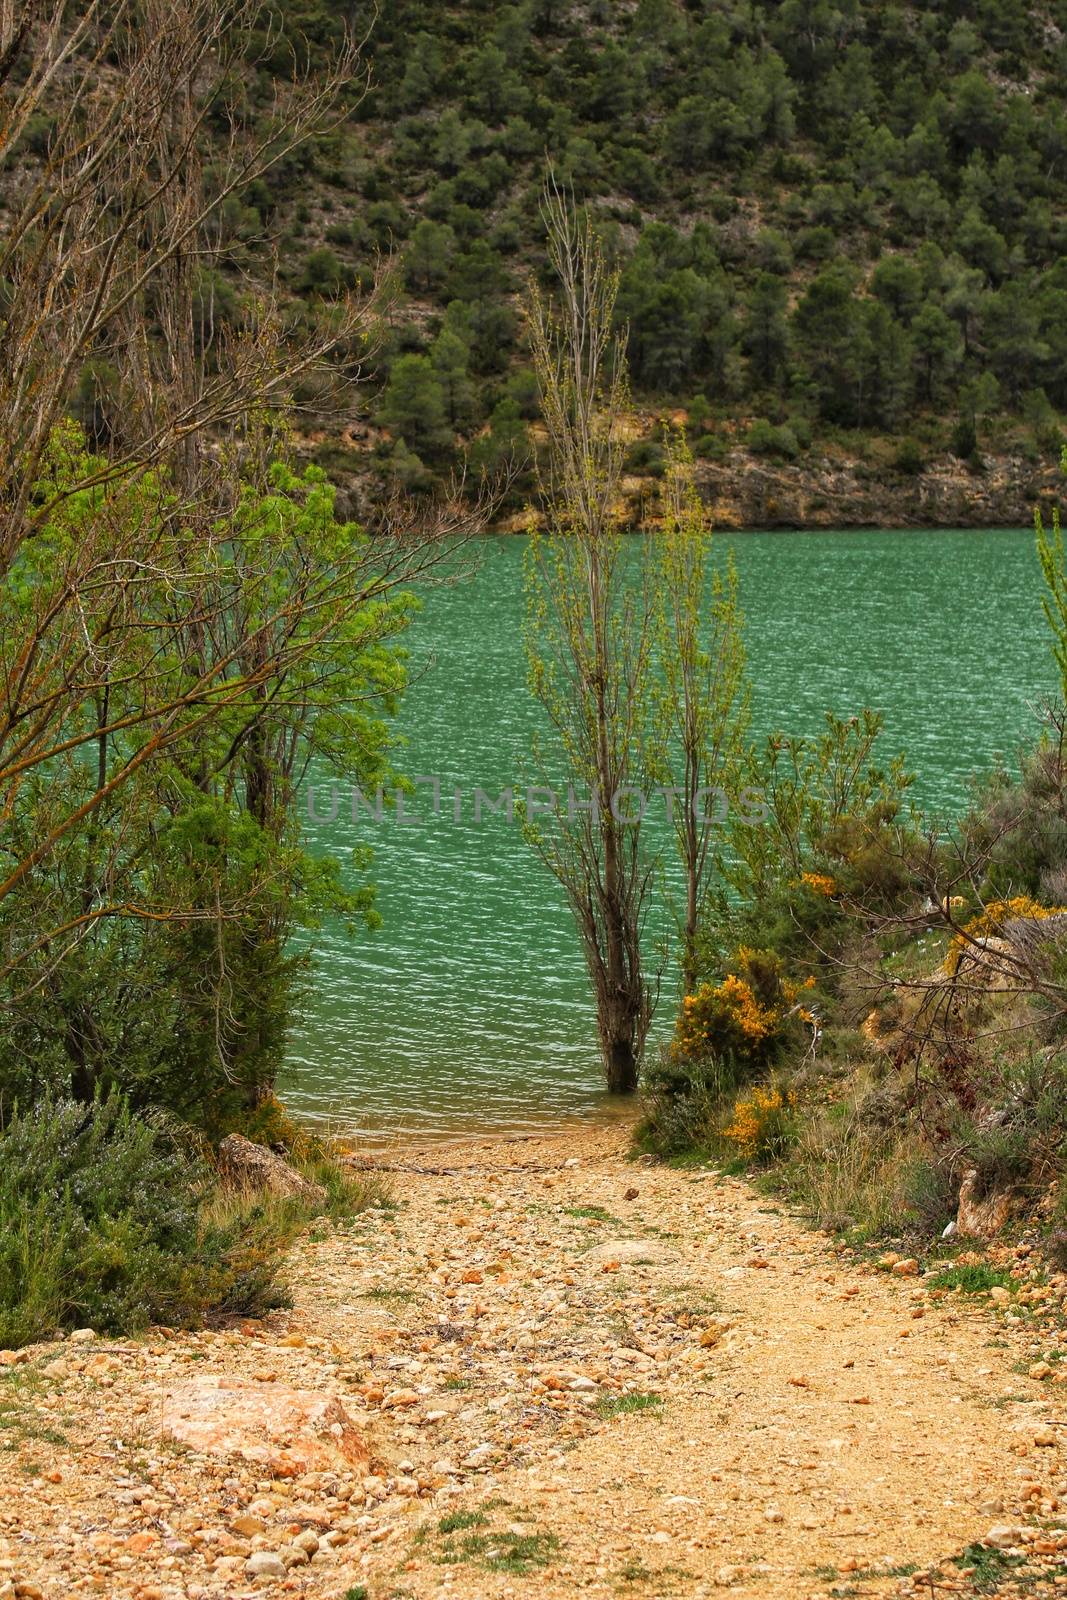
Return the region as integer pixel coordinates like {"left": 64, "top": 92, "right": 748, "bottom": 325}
{"left": 152, "top": 0, "right": 1067, "bottom": 514}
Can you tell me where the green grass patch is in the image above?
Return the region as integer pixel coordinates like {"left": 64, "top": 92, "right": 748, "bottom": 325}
{"left": 594, "top": 1390, "right": 664, "bottom": 1420}
{"left": 0, "top": 1365, "right": 67, "bottom": 1453}
{"left": 437, "top": 1527, "right": 560, "bottom": 1575}
{"left": 928, "top": 1264, "right": 1015, "bottom": 1294}
{"left": 613, "top": 1560, "right": 693, "bottom": 1590}
{"left": 661, "top": 1151, "right": 716, "bottom": 1170}
{"left": 564, "top": 1205, "right": 621, "bottom": 1223}
{"left": 438, "top": 1510, "right": 486, "bottom": 1534}
{"left": 952, "top": 1543, "right": 1027, "bottom": 1593}
{"left": 616, "top": 1559, "right": 654, "bottom": 1584}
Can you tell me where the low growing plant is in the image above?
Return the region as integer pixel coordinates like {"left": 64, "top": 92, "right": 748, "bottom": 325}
{"left": 0, "top": 1091, "right": 214, "bottom": 1345}
{"left": 0, "top": 1091, "right": 379, "bottom": 1345}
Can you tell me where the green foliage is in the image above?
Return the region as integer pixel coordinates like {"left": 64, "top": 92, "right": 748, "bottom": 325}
{"left": 380, "top": 353, "right": 452, "bottom": 460}
{"left": 438, "top": 1511, "right": 487, "bottom": 1535}
{"left": 643, "top": 709, "right": 923, "bottom": 1187}
{"left": 926, "top": 1263, "right": 1015, "bottom": 1294}
{"left": 297, "top": 247, "right": 353, "bottom": 297}
{"left": 0, "top": 1092, "right": 212, "bottom": 1345}
{"left": 43, "top": 0, "right": 1067, "bottom": 492}
{"left": 950, "top": 1545, "right": 1025, "bottom": 1595}
{"left": 724, "top": 710, "right": 916, "bottom": 968}
{"left": 0, "top": 437, "right": 414, "bottom": 1131}
{"left": 0, "top": 1090, "right": 380, "bottom": 1346}
{"left": 650, "top": 434, "right": 748, "bottom": 989}
{"left": 638, "top": 1048, "right": 743, "bottom": 1159}
{"left": 965, "top": 724, "right": 1067, "bottom": 903}
{"left": 747, "top": 419, "right": 800, "bottom": 459}
{"left": 593, "top": 1391, "right": 664, "bottom": 1419}
{"left": 1037, "top": 494, "right": 1067, "bottom": 706}
{"left": 674, "top": 947, "right": 806, "bottom": 1070}
{"left": 900, "top": 1155, "right": 959, "bottom": 1238}
{"left": 893, "top": 437, "right": 925, "bottom": 475}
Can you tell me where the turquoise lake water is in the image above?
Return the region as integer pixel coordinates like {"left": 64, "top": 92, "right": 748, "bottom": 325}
{"left": 281, "top": 528, "right": 1056, "bottom": 1140}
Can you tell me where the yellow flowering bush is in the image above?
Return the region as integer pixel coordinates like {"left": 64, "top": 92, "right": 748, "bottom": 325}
{"left": 799, "top": 871, "right": 837, "bottom": 897}
{"left": 675, "top": 976, "right": 773, "bottom": 1066}
{"left": 944, "top": 895, "right": 1067, "bottom": 975}
{"left": 673, "top": 948, "right": 815, "bottom": 1067}
{"left": 723, "top": 1085, "right": 798, "bottom": 1162}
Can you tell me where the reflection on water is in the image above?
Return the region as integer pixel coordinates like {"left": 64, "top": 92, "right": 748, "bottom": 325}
{"left": 280, "top": 528, "right": 1054, "bottom": 1141}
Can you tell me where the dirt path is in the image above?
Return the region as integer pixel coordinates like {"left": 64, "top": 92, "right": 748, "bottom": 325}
{"left": 2, "top": 1124, "right": 1065, "bottom": 1600}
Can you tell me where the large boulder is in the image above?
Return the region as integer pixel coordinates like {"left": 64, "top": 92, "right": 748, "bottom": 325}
{"left": 218, "top": 1132, "right": 326, "bottom": 1204}
{"left": 162, "top": 1378, "right": 368, "bottom": 1476}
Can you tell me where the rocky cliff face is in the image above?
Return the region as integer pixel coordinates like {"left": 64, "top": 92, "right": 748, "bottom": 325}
{"left": 327, "top": 433, "right": 1061, "bottom": 534}
{"left": 694, "top": 452, "right": 1062, "bottom": 531}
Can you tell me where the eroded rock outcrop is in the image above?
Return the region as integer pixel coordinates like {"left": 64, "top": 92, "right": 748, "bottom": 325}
{"left": 217, "top": 1132, "right": 326, "bottom": 1204}
{"left": 956, "top": 1169, "right": 1018, "bottom": 1239}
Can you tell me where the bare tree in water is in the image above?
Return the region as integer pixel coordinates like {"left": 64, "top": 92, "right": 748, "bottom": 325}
{"left": 524, "top": 186, "right": 658, "bottom": 1093}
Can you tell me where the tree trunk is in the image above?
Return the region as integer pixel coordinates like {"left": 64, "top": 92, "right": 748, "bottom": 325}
{"left": 604, "top": 1036, "right": 637, "bottom": 1094}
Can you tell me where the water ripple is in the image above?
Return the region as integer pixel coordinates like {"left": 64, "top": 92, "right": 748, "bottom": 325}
{"left": 281, "top": 528, "right": 1053, "bottom": 1139}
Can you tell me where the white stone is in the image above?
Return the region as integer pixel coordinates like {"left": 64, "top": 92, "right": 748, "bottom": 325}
{"left": 245, "top": 1551, "right": 286, "bottom": 1580}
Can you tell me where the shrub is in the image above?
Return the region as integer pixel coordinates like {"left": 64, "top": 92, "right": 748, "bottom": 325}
{"left": 297, "top": 247, "right": 354, "bottom": 297}
{"left": 722, "top": 1084, "right": 798, "bottom": 1163}
{"left": 687, "top": 394, "right": 711, "bottom": 432}
{"left": 966, "top": 733, "right": 1067, "bottom": 904}
{"left": 0, "top": 1092, "right": 215, "bottom": 1346}
{"left": 795, "top": 225, "right": 836, "bottom": 260}
{"left": 0, "top": 1092, "right": 378, "bottom": 1346}
{"left": 623, "top": 437, "right": 665, "bottom": 476}
{"left": 943, "top": 894, "right": 1066, "bottom": 975}
{"left": 746, "top": 419, "right": 800, "bottom": 460}
{"left": 638, "top": 1048, "right": 742, "bottom": 1157}
{"left": 950, "top": 411, "right": 979, "bottom": 463}
{"left": 673, "top": 947, "right": 815, "bottom": 1070}
{"left": 772, "top": 1098, "right": 927, "bottom": 1236}
{"left": 676, "top": 974, "right": 778, "bottom": 1066}
{"left": 725, "top": 711, "right": 917, "bottom": 963}
{"left": 1045, "top": 1216, "right": 1067, "bottom": 1270}
{"left": 900, "top": 1152, "right": 958, "bottom": 1236}
{"left": 893, "top": 438, "right": 925, "bottom": 475}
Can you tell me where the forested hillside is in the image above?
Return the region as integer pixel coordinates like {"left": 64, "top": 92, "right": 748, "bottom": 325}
{"left": 67, "top": 0, "right": 1067, "bottom": 517}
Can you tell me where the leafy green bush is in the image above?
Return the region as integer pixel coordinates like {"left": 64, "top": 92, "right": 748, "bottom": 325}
{"left": 966, "top": 729, "right": 1067, "bottom": 905}
{"left": 623, "top": 437, "right": 665, "bottom": 476}
{"left": 0, "top": 1092, "right": 379, "bottom": 1346}
{"left": 721, "top": 1082, "right": 798, "bottom": 1164}
{"left": 674, "top": 947, "right": 812, "bottom": 1070}
{"left": 746, "top": 419, "right": 800, "bottom": 459}
{"left": 0, "top": 1092, "right": 215, "bottom": 1346}
{"left": 900, "top": 1153, "right": 958, "bottom": 1237}
{"left": 637, "top": 1048, "right": 742, "bottom": 1158}
{"left": 893, "top": 438, "right": 925, "bottom": 475}
{"left": 297, "top": 247, "right": 354, "bottom": 297}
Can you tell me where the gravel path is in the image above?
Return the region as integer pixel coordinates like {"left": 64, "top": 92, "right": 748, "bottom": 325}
{"left": 2, "top": 1123, "right": 1065, "bottom": 1600}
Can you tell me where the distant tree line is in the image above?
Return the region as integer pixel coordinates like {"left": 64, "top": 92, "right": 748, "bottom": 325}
{"left": 144, "top": 0, "right": 1067, "bottom": 487}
